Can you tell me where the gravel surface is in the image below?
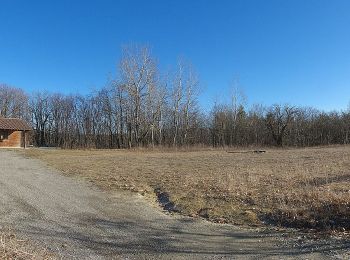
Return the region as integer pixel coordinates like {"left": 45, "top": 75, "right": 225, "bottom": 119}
{"left": 0, "top": 150, "right": 349, "bottom": 259}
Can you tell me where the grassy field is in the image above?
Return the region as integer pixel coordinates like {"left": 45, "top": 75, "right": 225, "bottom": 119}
{"left": 24, "top": 146, "right": 350, "bottom": 231}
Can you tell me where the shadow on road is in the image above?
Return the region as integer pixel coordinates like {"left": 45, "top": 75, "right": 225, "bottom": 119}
{"left": 18, "top": 217, "right": 350, "bottom": 258}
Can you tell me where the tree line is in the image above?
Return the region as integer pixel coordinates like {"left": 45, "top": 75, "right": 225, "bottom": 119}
{"left": 1, "top": 45, "right": 349, "bottom": 148}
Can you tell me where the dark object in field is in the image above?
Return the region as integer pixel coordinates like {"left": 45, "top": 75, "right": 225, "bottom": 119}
{"left": 253, "top": 150, "right": 266, "bottom": 153}
{"left": 154, "top": 187, "right": 180, "bottom": 212}
{"left": 226, "top": 150, "right": 266, "bottom": 154}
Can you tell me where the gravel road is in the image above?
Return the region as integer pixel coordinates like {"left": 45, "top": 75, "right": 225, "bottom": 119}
{"left": 0, "top": 150, "right": 348, "bottom": 259}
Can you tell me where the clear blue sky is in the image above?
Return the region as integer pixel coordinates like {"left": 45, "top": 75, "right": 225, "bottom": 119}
{"left": 1, "top": 0, "right": 350, "bottom": 111}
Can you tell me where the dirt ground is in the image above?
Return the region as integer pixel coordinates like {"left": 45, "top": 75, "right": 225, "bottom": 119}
{"left": 0, "top": 229, "right": 54, "bottom": 259}
{"left": 0, "top": 149, "right": 348, "bottom": 259}
{"left": 24, "top": 146, "right": 350, "bottom": 231}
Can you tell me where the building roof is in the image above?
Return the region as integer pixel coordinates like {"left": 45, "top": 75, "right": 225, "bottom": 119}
{"left": 0, "top": 118, "right": 32, "bottom": 131}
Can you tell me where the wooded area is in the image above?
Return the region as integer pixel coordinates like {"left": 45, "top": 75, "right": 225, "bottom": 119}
{"left": 1, "top": 46, "right": 349, "bottom": 149}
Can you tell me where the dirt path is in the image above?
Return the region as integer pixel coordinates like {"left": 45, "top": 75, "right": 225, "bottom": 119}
{"left": 0, "top": 150, "right": 348, "bottom": 259}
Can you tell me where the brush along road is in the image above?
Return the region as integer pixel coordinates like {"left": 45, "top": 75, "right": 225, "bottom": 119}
{"left": 0, "top": 150, "right": 348, "bottom": 259}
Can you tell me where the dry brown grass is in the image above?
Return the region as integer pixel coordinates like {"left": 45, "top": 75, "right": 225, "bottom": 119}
{"left": 24, "top": 146, "right": 350, "bottom": 231}
{"left": 0, "top": 230, "right": 54, "bottom": 260}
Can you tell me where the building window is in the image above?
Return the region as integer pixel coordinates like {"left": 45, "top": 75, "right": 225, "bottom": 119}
{"left": 0, "top": 130, "right": 9, "bottom": 141}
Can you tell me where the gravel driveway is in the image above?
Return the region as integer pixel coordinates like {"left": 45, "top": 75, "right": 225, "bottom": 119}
{"left": 0, "top": 150, "right": 348, "bottom": 259}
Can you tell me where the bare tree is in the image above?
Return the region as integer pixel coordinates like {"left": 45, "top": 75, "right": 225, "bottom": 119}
{"left": 182, "top": 63, "right": 200, "bottom": 145}
{"left": 30, "top": 92, "right": 51, "bottom": 146}
{"left": 119, "top": 45, "right": 157, "bottom": 147}
{"left": 170, "top": 69, "right": 183, "bottom": 146}
{"left": 229, "top": 80, "right": 246, "bottom": 145}
{"left": 0, "top": 84, "right": 29, "bottom": 119}
{"left": 169, "top": 60, "right": 200, "bottom": 146}
{"left": 265, "top": 104, "right": 298, "bottom": 146}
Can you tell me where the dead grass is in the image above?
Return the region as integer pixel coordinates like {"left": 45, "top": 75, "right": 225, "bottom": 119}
{"left": 0, "top": 230, "right": 54, "bottom": 259}
{"left": 24, "top": 146, "right": 350, "bottom": 231}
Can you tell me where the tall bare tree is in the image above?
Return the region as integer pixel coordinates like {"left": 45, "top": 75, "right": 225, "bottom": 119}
{"left": 265, "top": 104, "right": 298, "bottom": 146}
{"left": 119, "top": 45, "right": 157, "bottom": 147}
{"left": 30, "top": 92, "right": 51, "bottom": 146}
{"left": 0, "top": 84, "right": 28, "bottom": 118}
